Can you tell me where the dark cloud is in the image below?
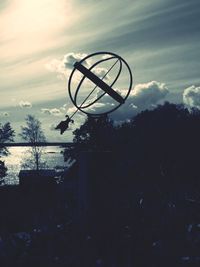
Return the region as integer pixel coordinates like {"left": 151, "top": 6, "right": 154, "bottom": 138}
{"left": 111, "top": 81, "right": 169, "bottom": 120}
{"left": 83, "top": 81, "right": 169, "bottom": 120}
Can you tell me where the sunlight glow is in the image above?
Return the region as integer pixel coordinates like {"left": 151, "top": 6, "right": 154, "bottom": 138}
{"left": 0, "top": 0, "right": 74, "bottom": 57}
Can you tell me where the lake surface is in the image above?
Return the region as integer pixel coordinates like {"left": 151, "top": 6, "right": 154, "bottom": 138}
{"left": 1, "top": 146, "right": 67, "bottom": 185}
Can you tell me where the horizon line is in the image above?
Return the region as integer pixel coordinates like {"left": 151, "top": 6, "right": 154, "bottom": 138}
{"left": 0, "top": 142, "right": 73, "bottom": 147}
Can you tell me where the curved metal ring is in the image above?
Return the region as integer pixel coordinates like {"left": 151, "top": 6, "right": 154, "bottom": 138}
{"left": 74, "top": 56, "right": 122, "bottom": 110}
{"left": 68, "top": 51, "right": 133, "bottom": 117}
{"left": 74, "top": 56, "right": 116, "bottom": 108}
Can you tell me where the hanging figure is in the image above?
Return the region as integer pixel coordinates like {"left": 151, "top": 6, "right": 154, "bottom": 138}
{"left": 55, "top": 115, "right": 74, "bottom": 135}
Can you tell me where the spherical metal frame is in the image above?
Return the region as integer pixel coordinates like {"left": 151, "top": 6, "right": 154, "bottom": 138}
{"left": 68, "top": 51, "right": 133, "bottom": 117}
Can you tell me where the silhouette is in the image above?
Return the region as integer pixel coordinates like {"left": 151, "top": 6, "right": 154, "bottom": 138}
{"left": 0, "top": 122, "right": 15, "bottom": 184}
{"left": 56, "top": 52, "right": 132, "bottom": 134}
{"left": 19, "top": 115, "right": 46, "bottom": 170}
{"left": 55, "top": 115, "right": 74, "bottom": 134}
{"left": 68, "top": 52, "right": 132, "bottom": 118}
{"left": 2, "top": 102, "right": 200, "bottom": 266}
{"left": 0, "top": 122, "right": 15, "bottom": 155}
{"left": 74, "top": 61, "right": 125, "bottom": 104}
{"left": 0, "top": 161, "right": 7, "bottom": 185}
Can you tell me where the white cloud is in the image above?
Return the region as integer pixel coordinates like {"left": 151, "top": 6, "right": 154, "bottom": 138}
{"left": 93, "top": 67, "right": 109, "bottom": 80}
{"left": 19, "top": 100, "right": 32, "bottom": 108}
{"left": 50, "top": 108, "right": 63, "bottom": 116}
{"left": 183, "top": 85, "right": 200, "bottom": 109}
{"left": 0, "top": 112, "right": 10, "bottom": 117}
{"left": 63, "top": 52, "right": 88, "bottom": 69}
{"left": 41, "top": 108, "right": 51, "bottom": 115}
{"left": 45, "top": 52, "right": 109, "bottom": 83}
{"left": 60, "top": 104, "right": 68, "bottom": 112}
{"left": 45, "top": 52, "right": 88, "bottom": 79}
{"left": 41, "top": 108, "right": 63, "bottom": 116}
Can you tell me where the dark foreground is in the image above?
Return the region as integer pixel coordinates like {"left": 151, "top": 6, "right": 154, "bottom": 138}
{"left": 0, "top": 173, "right": 200, "bottom": 267}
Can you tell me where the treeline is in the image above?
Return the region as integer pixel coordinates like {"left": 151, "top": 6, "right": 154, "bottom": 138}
{"left": 0, "top": 115, "right": 46, "bottom": 183}
{"left": 2, "top": 102, "right": 200, "bottom": 187}
{"left": 1, "top": 102, "right": 200, "bottom": 266}
{"left": 65, "top": 102, "right": 200, "bottom": 191}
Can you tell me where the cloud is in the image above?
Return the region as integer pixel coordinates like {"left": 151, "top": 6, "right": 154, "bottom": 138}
{"left": 41, "top": 108, "right": 51, "bottom": 115}
{"left": 183, "top": 85, "right": 200, "bottom": 109}
{"left": 45, "top": 52, "right": 109, "bottom": 82}
{"left": 63, "top": 53, "right": 109, "bottom": 79}
{"left": 85, "top": 81, "right": 169, "bottom": 120}
{"left": 63, "top": 52, "right": 88, "bottom": 69}
{"left": 93, "top": 67, "right": 109, "bottom": 80}
{"left": 41, "top": 108, "right": 63, "bottom": 116}
{"left": 19, "top": 100, "right": 32, "bottom": 108}
{"left": 0, "top": 111, "right": 10, "bottom": 117}
{"left": 45, "top": 52, "right": 88, "bottom": 79}
{"left": 50, "top": 108, "right": 63, "bottom": 116}
{"left": 130, "top": 81, "right": 169, "bottom": 108}
{"left": 60, "top": 104, "right": 68, "bottom": 112}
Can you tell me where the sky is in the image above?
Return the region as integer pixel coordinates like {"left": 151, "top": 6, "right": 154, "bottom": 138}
{"left": 0, "top": 0, "right": 200, "bottom": 141}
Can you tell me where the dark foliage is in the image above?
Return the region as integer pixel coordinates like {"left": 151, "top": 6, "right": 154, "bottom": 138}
{"left": 0, "top": 122, "right": 15, "bottom": 184}
{"left": 73, "top": 115, "right": 116, "bottom": 149}
{"left": 2, "top": 103, "right": 200, "bottom": 266}
{"left": 0, "top": 161, "right": 7, "bottom": 184}
{"left": 117, "top": 102, "right": 200, "bottom": 190}
{"left": 0, "top": 122, "right": 15, "bottom": 155}
{"left": 64, "top": 115, "right": 116, "bottom": 159}
{"left": 67, "top": 102, "right": 200, "bottom": 188}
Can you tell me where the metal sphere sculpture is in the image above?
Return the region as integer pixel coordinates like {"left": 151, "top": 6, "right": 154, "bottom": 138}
{"left": 56, "top": 52, "right": 133, "bottom": 134}
{"left": 69, "top": 51, "right": 133, "bottom": 116}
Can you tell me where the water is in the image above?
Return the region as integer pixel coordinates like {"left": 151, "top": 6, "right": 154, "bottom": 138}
{"left": 1, "top": 146, "right": 67, "bottom": 185}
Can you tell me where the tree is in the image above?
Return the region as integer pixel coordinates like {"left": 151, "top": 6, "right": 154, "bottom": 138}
{"left": 65, "top": 102, "right": 200, "bottom": 190}
{"left": 20, "top": 115, "right": 46, "bottom": 171}
{"left": 64, "top": 115, "right": 116, "bottom": 160}
{"left": 0, "top": 122, "right": 15, "bottom": 184}
{"left": 116, "top": 102, "right": 200, "bottom": 192}
{"left": 0, "top": 161, "right": 7, "bottom": 185}
{"left": 0, "top": 122, "right": 15, "bottom": 155}
{"left": 74, "top": 115, "right": 116, "bottom": 148}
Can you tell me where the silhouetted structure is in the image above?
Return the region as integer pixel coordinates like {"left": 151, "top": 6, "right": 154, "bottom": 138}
{"left": 19, "top": 170, "right": 56, "bottom": 187}
{"left": 68, "top": 52, "right": 132, "bottom": 117}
